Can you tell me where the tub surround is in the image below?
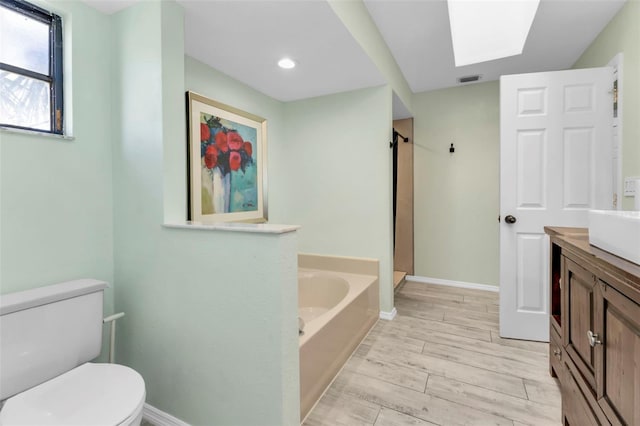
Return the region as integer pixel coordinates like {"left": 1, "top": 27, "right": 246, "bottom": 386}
{"left": 301, "top": 251, "right": 396, "bottom": 320}
{"left": 298, "top": 253, "right": 378, "bottom": 276}
{"left": 298, "top": 254, "right": 379, "bottom": 421}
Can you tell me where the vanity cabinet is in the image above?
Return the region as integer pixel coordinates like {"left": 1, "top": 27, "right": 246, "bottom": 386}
{"left": 562, "top": 256, "right": 598, "bottom": 390}
{"left": 545, "top": 227, "right": 640, "bottom": 426}
{"left": 596, "top": 278, "right": 640, "bottom": 425}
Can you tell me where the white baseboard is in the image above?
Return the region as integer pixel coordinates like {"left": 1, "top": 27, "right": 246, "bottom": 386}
{"left": 143, "top": 403, "right": 190, "bottom": 426}
{"left": 406, "top": 275, "right": 499, "bottom": 293}
{"left": 379, "top": 307, "right": 397, "bottom": 320}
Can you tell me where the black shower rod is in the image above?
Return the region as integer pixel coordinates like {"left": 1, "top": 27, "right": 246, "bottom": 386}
{"left": 390, "top": 129, "right": 410, "bottom": 148}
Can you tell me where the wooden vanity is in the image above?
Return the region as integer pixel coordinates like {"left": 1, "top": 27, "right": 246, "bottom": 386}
{"left": 545, "top": 227, "right": 640, "bottom": 426}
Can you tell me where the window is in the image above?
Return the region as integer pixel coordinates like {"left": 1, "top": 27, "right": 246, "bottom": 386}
{"left": 0, "top": 0, "right": 63, "bottom": 134}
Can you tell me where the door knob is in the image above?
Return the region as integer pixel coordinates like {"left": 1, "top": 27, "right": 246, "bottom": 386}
{"left": 505, "top": 215, "right": 517, "bottom": 224}
{"left": 587, "top": 330, "right": 602, "bottom": 347}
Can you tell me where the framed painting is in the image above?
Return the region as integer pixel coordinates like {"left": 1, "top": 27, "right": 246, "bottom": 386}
{"left": 186, "top": 91, "right": 267, "bottom": 223}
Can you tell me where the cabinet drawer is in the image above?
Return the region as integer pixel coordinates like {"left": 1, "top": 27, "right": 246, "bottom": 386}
{"left": 562, "top": 357, "right": 609, "bottom": 426}
{"left": 550, "top": 326, "right": 563, "bottom": 378}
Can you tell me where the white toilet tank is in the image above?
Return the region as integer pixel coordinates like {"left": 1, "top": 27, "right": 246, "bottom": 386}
{"left": 0, "top": 279, "right": 108, "bottom": 401}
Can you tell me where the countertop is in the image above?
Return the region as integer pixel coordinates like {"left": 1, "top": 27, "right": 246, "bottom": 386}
{"left": 545, "top": 226, "right": 640, "bottom": 300}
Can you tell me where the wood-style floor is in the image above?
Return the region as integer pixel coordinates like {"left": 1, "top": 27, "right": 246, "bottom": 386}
{"left": 303, "top": 280, "right": 562, "bottom": 426}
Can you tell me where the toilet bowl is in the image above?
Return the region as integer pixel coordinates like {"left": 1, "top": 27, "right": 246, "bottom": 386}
{"left": 0, "top": 363, "right": 145, "bottom": 425}
{"left": 0, "top": 280, "right": 146, "bottom": 426}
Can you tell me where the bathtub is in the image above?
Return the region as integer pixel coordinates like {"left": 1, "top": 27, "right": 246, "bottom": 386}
{"left": 298, "top": 268, "right": 379, "bottom": 421}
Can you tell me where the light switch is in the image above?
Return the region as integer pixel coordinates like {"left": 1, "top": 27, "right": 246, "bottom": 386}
{"left": 624, "top": 177, "right": 640, "bottom": 196}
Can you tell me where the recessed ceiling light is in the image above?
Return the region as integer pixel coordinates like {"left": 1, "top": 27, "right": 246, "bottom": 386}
{"left": 278, "top": 58, "right": 296, "bottom": 69}
{"left": 447, "top": 0, "right": 540, "bottom": 67}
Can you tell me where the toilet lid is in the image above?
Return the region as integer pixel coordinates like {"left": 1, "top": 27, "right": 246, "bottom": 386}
{"left": 0, "top": 363, "right": 145, "bottom": 426}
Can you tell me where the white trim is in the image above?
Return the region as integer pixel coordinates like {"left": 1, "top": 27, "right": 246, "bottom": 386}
{"left": 406, "top": 275, "right": 499, "bottom": 293}
{"left": 379, "top": 307, "right": 397, "bottom": 320}
{"left": 608, "top": 53, "right": 623, "bottom": 210}
{"left": 143, "top": 403, "right": 191, "bottom": 426}
{"left": 163, "top": 222, "right": 299, "bottom": 234}
{"left": 0, "top": 126, "right": 75, "bottom": 141}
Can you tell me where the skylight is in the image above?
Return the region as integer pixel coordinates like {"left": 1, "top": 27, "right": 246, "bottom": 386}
{"left": 447, "top": 0, "right": 540, "bottom": 67}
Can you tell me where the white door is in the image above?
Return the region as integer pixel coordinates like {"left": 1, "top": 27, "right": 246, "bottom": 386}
{"left": 500, "top": 67, "right": 613, "bottom": 341}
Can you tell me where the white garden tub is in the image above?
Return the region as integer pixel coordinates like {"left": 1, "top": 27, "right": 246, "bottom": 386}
{"left": 298, "top": 268, "right": 378, "bottom": 420}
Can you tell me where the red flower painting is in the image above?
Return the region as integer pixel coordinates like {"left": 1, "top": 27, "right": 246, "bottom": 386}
{"left": 200, "top": 123, "right": 210, "bottom": 142}
{"left": 228, "top": 131, "right": 244, "bottom": 151}
{"left": 200, "top": 115, "right": 254, "bottom": 176}
{"left": 188, "top": 91, "right": 265, "bottom": 222}
{"left": 204, "top": 145, "right": 218, "bottom": 169}
{"left": 243, "top": 141, "right": 252, "bottom": 157}
{"left": 229, "top": 151, "right": 242, "bottom": 171}
{"left": 215, "top": 131, "right": 228, "bottom": 153}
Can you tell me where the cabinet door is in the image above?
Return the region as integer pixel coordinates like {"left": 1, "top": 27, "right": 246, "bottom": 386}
{"left": 596, "top": 281, "right": 640, "bottom": 425}
{"left": 563, "top": 256, "right": 598, "bottom": 390}
{"left": 562, "top": 357, "right": 609, "bottom": 426}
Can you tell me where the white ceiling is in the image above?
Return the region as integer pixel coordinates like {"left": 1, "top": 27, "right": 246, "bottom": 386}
{"left": 83, "top": 0, "right": 626, "bottom": 107}
{"left": 178, "top": 0, "right": 385, "bottom": 102}
{"left": 365, "top": 0, "right": 626, "bottom": 93}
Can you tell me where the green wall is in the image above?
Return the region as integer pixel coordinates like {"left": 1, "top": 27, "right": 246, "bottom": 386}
{"left": 185, "top": 57, "right": 292, "bottom": 226}
{"left": 280, "top": 86, "right": 395, "bottom": 312}
{"left": 573, "top": 0, "right": 640, "bottom": 210}
{"left": 1, "top": 0, "right": 398, "bottom": 421}
{"left": 412, "top": 81, "right": 500, "bottom": 286}
{"left": 0, "top": 1, "right": 115, "bottom": 333}
{"left": 12, "top": 0, "right": 634, "bottom": 421}
{"left": 111, "top": 3, "right": 299, "bottom": 424}
{"left": 410, "top": 2, "right": 638, "bottom": 286}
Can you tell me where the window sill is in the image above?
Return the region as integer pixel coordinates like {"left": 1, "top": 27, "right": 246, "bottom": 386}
{"left": 163, "top": 221, "right": 301, "bottom": 235}
{"left": 1, "top": 126, "right": 75, "bottom": 141}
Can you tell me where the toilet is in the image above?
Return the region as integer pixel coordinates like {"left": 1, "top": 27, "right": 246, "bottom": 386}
{"left": 0, "top": 279, "right": 146, "bottom": 425}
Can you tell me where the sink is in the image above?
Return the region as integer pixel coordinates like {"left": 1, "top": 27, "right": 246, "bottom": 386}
{"left": 589, "top": 210, "right": 640, "bottom": 265}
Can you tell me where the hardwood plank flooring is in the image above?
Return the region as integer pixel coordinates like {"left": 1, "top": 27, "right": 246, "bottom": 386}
{"left": 490, "top": 331, "right": 548, "bottom": 354}
{"left": 374, "top": 407, "right": 438, "bottom": 426}
{"left": 304, "top": 388, "right": 381, "bottom": 426}
{"left": 303, "top": 280, "right": 561, "bottom": 426}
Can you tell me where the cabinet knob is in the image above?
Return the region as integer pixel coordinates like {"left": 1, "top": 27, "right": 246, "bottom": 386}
{"left": 587, "top": 330, "right": 602, "bottom": 347}
{"left": 553, "top": 349, "right": 561, "bottom": 358}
